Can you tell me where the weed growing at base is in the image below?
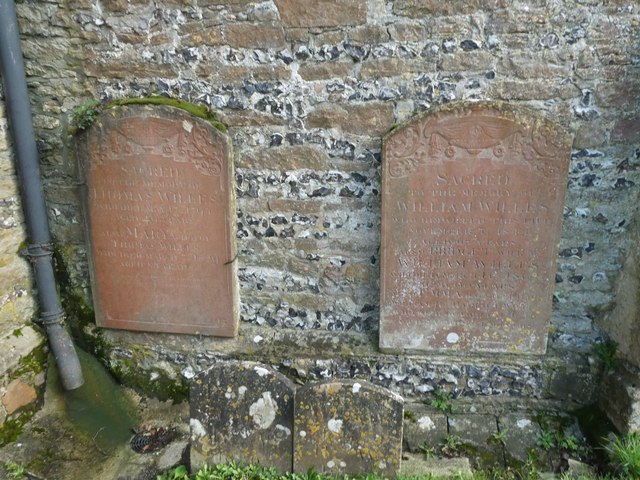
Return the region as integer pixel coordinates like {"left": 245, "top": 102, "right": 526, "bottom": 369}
{"left": 156, "top": 457, "right": 636, "bottom": 480}
{"left": 430, "top": 389, "right": 458, "bottom": 414}
{"left": 605, "top": 431, "right": 640, "bottom": 478}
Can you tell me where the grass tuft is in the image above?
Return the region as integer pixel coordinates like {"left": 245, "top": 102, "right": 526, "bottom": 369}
{"left": 605, "top": 432, "right": 640, "bottom": 478}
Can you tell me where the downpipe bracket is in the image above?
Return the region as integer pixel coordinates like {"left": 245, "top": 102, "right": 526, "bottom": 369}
{"left": 21, "top": 242, "right": 55, "bottom": 261}
{"left": 37, "top": 309, "right": 66, "bottom": 327}
{"left": 20, "top": 243, "right": 67, "bottom": 326}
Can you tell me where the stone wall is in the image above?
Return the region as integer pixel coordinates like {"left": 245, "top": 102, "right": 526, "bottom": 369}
{"left": 0, "top": 86, "right": 44, "bottom": 432}
{"left": 599, "top": 211, "right": 640, "bottom": 433}
{"left": 603, "top": 211, "right": 640, "bottom": 369}
{"left": 2, "top": 0, "right": 639, "bottom": 420}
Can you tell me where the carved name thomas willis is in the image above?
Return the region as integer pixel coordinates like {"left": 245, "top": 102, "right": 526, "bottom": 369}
{"left": 78, "top": 105, "right": 238, "bottom": 336}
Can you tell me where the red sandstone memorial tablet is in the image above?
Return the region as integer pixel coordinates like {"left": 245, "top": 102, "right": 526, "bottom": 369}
{"left": 380, "top": 103, "right": 571, "bottom": 354}
{"left": 78, "top": 105, "right": 238, "bottom": 336}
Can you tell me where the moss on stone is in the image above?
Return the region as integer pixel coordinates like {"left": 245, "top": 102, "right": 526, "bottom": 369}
{"left": 107, "top": 96, "right": 227, "bottom": 132}
{"left": 0, "top": 418, "right": 25, "bottom": 447}
{"left": 69, "top": 96, "right": 227, "bottom": 133}
{"left": 404, "top": 410, "right": 416, "bottom": 422}
{"left": 26, "top": 446, "right": 56, "bottom": 474}
{"left": 9, "top": 344, "right": 46, "bottom": 381}
{"left": 15, "top": 240, "right": 28, "bottom": 255}
{"left": 51, "top": 244, "right": 112, "bottom": 359}
{"left": 109, "top": 355, "right": 188, "bottom": 402}
{"left": 0, "top": 405, "right": 38, "bottom": 447}
{"left": 60, "top": 284, "right": 108, "bottom": 356}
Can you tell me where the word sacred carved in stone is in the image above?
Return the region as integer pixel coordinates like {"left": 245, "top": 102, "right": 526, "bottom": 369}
{"left": 380, "top": 103, "right": 572, "bottom": 354}
{"left": 78, "top": 104, "right": 238, "bottom": 336}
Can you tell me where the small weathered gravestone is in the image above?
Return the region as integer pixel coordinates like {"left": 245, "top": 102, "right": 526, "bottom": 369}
{"left": 78, "top": 104, "right": 238, "bottom": 336}
{"left": 380, "top": 102, "right": 572, "bottom": 354}
{"left": 293, "top": 380, "right": 404, "bottom": 478}
{"left": 190, "top": 361, "right": 295, "bottom": 473}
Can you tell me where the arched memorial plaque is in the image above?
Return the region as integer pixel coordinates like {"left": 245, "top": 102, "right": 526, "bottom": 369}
{"left": 293, "top": 380, "right": 403, "bottom": 478}
{"left": 190, "top": 361, "right": 295, "bottom": 473}
{"left": 78, "top": 105, "right": 238, "bottom": 336}
{"left": 380, "top": 103, "right": 571, "bottom": 354}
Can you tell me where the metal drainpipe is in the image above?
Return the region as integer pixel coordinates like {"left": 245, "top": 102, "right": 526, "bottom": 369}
{"left": 0, "top": 0, "right": 84, "bottom": 390}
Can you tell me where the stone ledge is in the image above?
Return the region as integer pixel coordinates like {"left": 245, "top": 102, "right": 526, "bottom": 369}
{"left": 401, "top": 453, "right": 472, "bottom": 478}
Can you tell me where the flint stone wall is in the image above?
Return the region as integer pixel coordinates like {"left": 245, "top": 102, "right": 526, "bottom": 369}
{"left": 2, "top": 0, "right": 639, "bottom": 417}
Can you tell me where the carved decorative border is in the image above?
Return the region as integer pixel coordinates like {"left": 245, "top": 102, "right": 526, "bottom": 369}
{"left": 386, "top": 110, "right": 567, "bottom": 179}
{"left": 84, "top": 114, "right": 224, "bottom": 177}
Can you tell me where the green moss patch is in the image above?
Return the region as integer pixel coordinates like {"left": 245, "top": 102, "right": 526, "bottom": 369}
{"left": 9, "top": 344, "right": 46, "bottom": 381}
{"left": 0, "top": 406, "right": 38, "bottom": 448}
{"left": 109, "top": 353, "right": 188, "bottom": 403}
{"left": 70, "top": 96, "right": 227, "bottom": 133}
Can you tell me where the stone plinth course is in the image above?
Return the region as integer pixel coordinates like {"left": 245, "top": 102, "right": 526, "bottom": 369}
{"left": 403, "top": 406, "right": 448, "bottom": 452}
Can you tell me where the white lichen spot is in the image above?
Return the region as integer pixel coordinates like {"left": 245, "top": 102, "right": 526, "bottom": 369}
{"left": 238, "top": 386, "right": 247, "bottom": 397}
{"left": 140, "top": 49, "right": 154, "bottom": 61}
{"left": 517, "top": 419, "right": 532, "bottom": 429}
{"left": 149, "top": 372, "right": 160, "bottom": 381}
{"left": 181, "top": 366, "right": 195, "bottom": 379}
{"left": 446, "top": 332, "right": 460, "bottom": 344}
{"left": 190, "top": 419, "right": 206, "bottom": 438}
{"left": 352, "top": 383, "right": 362, "bottom": 394}
{"left": 328, "top": 418, "right": 343, "bottom": 433}
{"left": 183, "top": 120, "right": 193, "bottom": 132}
{"left": 249, "top": 392, "right": 276, "bottom": 429}
{"left": 340, "top": 461, "right": 346, "bottom": 468}
{"left": 299, "top": 430, "right": 307, "bottom": 437}
{"left": 275, "top": 424, "right": 291, "bottom": 436}
{"left": 253, "top": 335, "right": 264, "bottom": 344}
{"left": 418, "top": 415, "right": 436, "bottom": 431}
{"left": 327, "top": 461, "right": 335, "bottom": 469}
{"left": 575, "top": 207, "right": 590, "bottom": 217}
{"left": 378, "top": 461, "right": 387, "bottom": 469}
{"left": 254, "top": 366, "right": 270, "bottom": 377}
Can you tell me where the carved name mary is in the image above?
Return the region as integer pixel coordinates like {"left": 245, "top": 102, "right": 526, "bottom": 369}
{"left": 380, "top": 103, "right": 571, "bottom": 354}
{"left": 78, "top": 105, "right": 238, "bottom": 336}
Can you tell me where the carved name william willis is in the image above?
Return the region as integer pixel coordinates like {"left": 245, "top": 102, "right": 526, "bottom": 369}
{"left": 380, "top": 103, "right": 571, "bottom": 354}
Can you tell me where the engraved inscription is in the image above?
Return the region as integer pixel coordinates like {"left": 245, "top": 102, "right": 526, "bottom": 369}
{"left": 380, "top": 104, "right": 571, "bottom": 354}
{"left": 79, "top": 105, "right": 238, "bottom": 336}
